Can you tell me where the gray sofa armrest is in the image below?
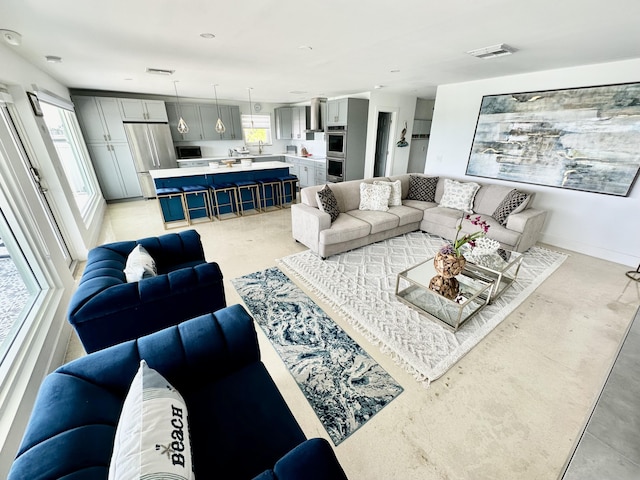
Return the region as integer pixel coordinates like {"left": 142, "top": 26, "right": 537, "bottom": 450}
{"left": 291, "top": 203, "right": 331, "bottom": 254}
{"left": 506, "top": 208, "right": 547, "bottom": 252}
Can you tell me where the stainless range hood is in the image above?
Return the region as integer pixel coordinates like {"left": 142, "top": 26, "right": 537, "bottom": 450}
{"left": 306, "top": 97, "right": 327, "bottom": 132}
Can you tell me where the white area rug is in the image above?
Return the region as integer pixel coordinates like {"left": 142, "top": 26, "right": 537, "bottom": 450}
{"left": 278, "top": 232, "right": 567, "bottom": 386}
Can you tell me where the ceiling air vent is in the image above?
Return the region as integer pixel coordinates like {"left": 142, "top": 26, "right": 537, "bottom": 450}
{"left": 466, "top": 43, "right": 516, "bottom": 59}
{"left": 146, "top": 67, "right": 175, "bottom": 75}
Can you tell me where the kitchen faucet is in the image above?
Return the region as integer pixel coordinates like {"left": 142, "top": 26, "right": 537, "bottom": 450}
{"left": 258, "top": 140, "right": 263, "bottom": 154}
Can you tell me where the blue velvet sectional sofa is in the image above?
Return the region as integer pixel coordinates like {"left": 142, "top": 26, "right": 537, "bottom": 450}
{"left": 8, "top": 304, "right": 348, "bottom": 480}
{"left": 68, "top": 229, "right": 226, "bottom": 353}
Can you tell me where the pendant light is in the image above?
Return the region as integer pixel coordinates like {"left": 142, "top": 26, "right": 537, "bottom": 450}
{"left": 173, "top": 81, "right": 189, "bottom": 134}
{"left": 213, "top": 84, "right": 226, "bottom": 134}
{"left": 247, "top": 87, "right": 254, "bottom": 128}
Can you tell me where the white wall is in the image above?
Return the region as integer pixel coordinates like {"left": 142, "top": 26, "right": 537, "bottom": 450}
{"left": 426, "top": 58, "right": 640, "bottom": 267}
{"left": 364, "top": 90, "right": 418, "bottom": 178}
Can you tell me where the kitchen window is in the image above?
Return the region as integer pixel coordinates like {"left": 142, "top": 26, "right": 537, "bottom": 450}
{"left": 241, "top": 114, "right": 272, "bottom": 145}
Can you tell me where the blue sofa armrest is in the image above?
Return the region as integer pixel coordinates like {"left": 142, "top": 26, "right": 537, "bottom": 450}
{"left": 253, "top": 438, "right": 348, "bottom": 480}
{"left": 9, "top": 305, "right": 260, "bottom": 480}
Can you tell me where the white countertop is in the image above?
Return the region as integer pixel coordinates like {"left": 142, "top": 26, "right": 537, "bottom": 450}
{"left": 176, "top": 153, "right": 326, "bottom": 163}
{"left": 150, "top": 160, "right": 291, "bottom": 179}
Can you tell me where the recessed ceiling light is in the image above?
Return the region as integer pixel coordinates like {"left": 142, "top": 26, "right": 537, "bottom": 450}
{"left": 146, "top": 67, "right": 175, "bottom": 75}
{"left": 45, "top": 55, "right": 62, "bottom": 63}
{"left": 0, "top": 29, "right": 22, "bottom": 46}
{"left": 200, "top": 33, "right": 216, "bottom": 39}
{"left": 289, "top": 90, "right": 308, "bottom": 94}
{"left": 298, "top": 45, "right": 313, "bottom": 51}
{"left": 374, "top": 85, "right": 384, "bottom": 89}
{"left": 390, "top": 69, "right": 400, "bottom": 73}
{"left": 467, "top": 43, "right": 516, "bottom": 59}
{"left": 124, "top": 78, "right": 133, "bottom": 81}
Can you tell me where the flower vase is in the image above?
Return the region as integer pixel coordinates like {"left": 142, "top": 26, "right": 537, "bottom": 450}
{"left": 433, "top": 251, "right": 466, "bottom": 278}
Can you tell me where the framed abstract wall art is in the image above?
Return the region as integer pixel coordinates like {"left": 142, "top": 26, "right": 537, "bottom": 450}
{"left": 466, "top": 82, "right": 640, "bottom": 196}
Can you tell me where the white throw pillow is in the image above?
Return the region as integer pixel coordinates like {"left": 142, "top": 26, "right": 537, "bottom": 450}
{"left": 108, "top": 360, "right": 195, "bottom": 480}
{"left": 439, "top": 179, "right": 480, "bottom": 212}
{"left": 359, "top": 183, "right": 391, "bottom": 212}
{"left": 124, "top": 245, "right": 157, "bottom": 283}
{"left": 373, "top": 180, "right": 402, "bottom": 206}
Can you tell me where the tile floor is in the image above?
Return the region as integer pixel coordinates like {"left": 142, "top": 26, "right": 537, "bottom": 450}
{"left": 562, "top": 308, "right": 640, "bottom": 479}
{"left": 65, "top": 199, "right": 640, "bottom": 479}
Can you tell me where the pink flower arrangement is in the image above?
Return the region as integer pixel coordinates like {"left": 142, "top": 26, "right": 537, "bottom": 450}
{"left": 439, "top": 213, "right": 490, "bottom": 257}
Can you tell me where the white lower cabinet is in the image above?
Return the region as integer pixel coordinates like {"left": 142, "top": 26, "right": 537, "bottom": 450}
{"left": 284, "top": 156, "right": 325, "bottom": 188}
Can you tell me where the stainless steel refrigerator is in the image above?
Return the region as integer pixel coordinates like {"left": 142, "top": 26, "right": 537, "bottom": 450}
{"left": 124, "top": 123, "right": 177, "bottom": 198}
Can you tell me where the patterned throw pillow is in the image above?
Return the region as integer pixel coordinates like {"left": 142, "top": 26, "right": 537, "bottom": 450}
{"left": 439, "top": 179, "right": 480, "bottom": 212}
{"left": 316, "top": 185, "right": 340, "bottom": 222}
{"left": 109, "top": 360, "right": 194, "bottom": 480}
{"left": 373, "top": 180, "right": 402, "bottom": 206}
{"left": 359, "top": 183, "right": 392, "bottom": 211}
{"left": 492, "top": 189, "right": 531, "bottom": 226}
{"left": 407, "top": 175, "right": 438, "bottom": 202}
{"left": 124, "top": 245, "right": 157, "bottom": 283}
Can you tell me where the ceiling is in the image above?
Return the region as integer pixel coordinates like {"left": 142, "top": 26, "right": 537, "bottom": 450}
{"left": 2, "top": 0, "right": 640, "bottom": 104}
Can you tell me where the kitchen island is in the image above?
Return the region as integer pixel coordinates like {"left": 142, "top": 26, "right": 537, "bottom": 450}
{"left": 150, "top": 161, "right": 293, "bottom": 221}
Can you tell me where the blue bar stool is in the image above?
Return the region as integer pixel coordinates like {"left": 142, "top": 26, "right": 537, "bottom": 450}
{"left": 234, "top": 180, "right": 262, "bottom": 215}
{"left": 209, "top": 183, "right": 240, "bottom": 220}
{"left": 278, "top": 175, "right": 299, "bottom": 208}
{"left": 181, "top": 185, "right": 211, "bottom": 224}
{"left": 257, "top": 177, "right": 282, "bottom": 211}
{"left": 156, "top": 187, "right": 189, "bottom": 229}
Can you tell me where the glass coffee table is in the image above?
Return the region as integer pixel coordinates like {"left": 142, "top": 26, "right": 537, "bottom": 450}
{"left": 395, "top": 258, "right": 493, "bottom": 332}
{"left": 460, "top": 246, "right": 523, "bottom": 303}
{"left": 395, "top": 248, "right": 523, "bottom": 332}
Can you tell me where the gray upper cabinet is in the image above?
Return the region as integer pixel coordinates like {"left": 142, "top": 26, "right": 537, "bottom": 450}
{"left": 198, "top": 105, "right": 221, "bottom": 140}
{"left": 118, "top": 99, "right": 168, "bottom": 122}
{"left": 275, "top": 106, "right": 310, "bottom": 140}
{"left": 275, "top": 107, "right": 293, "bottom": 140}
{"left": 326, "top": 98, "right": 348, "bottom": 126}
{"left": 166, "top": 103, "right": 204, "bottom": 141}
{"left": 74, "top": 96, "right": 128, "bottom": 143}
{"left": 167, "top": 102, "right": 242, "bottom": 142}
{"left": 219, "top": 105, "right": 242, "bottom": 141}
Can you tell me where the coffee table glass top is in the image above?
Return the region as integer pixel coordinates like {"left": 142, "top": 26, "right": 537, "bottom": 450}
{"left": 460, "top": 246, "right": 523, "bottom": 303}
{"left": 395, "top": 257, "right": 493, "bottom": 332}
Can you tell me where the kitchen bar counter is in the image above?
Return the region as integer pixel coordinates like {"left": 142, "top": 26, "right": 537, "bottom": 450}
{"left": 150, "top": 161, "right": 291, "bottom": 180}
{"left": 176, "top": 154, "right": 326, "bottom": 167}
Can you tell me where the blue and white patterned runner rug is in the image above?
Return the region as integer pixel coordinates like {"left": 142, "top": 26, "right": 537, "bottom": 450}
{"left": 232, "top": 267, "right": 403, "bottom": 446}
{"left": 278, "top": 231, "right": 568, "bottom": 386}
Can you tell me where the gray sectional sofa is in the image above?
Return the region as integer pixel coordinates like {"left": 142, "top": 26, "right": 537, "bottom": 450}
{"left": 291, "top": 174, "right": 547, "bottom": 258}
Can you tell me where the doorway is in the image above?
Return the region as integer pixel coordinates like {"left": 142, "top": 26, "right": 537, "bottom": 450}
{"left": 373, "top": 112, "right": 392, "bottom": 177}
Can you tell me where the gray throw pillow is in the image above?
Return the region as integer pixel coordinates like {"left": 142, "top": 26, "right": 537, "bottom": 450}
{"left": 492, "top": 189, "right": 530, "bottom": 226}
{"left": 316, "top": 185, "right": 340, "bottom": 222}
{"left": 407, "top": 175, "right": 438, "bottom": 202}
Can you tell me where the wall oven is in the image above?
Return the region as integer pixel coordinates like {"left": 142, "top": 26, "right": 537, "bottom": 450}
{"left": 326, "top": 157, "right": 344, "bottom": 183}
{"left": 326, "top": 126, "right": 346, "bottom": 158}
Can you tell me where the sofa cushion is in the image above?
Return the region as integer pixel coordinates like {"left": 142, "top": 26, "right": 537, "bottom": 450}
{"left": 492, "top": 189, "right": 531, "bottom": 226}
{"left": 402, "top": 199, "right": 438, "bottom": 211}
{"left": 319, "top": 214, "right": 371, "bottom": 246}
{"left": 387, "top": 205, "right": 425, "bottom": 227}
{"left": 123, "top": 245, "right": 157, "bottom": 283}
{"left": 439, "top": 179, "right": 480, "bottom": 212}
{"left": 316, "top": 185, "right": 340, "bottom": 222}
{"left": 374, "top": 179, "right": 402, "bottom": 206}
{"left": 473, "top": 184, "right": 518, "bottom": 216}
{"left": 458, "top": 214, "right": 521, "bottom": 247}
{"left": 348, "top": 209, "right": 400, "bottom": 234}
{"left": 407, "top": 175, "right": 438, "bottom": 202}
{"left": 359, "top": 183, "right": 391, "bottom": 212}
{"left": 421, "top": 206, "right": 465, "bottom": 230}
{"left": 109, "top": 360, "right": 194, "bottom": 480}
